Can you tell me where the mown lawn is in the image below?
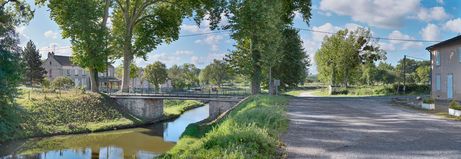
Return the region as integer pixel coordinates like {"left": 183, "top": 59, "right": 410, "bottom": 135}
{"left": 161, "top": 95, "right": 289, "bottom": 159}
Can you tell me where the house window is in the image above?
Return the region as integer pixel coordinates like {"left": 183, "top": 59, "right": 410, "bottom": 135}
{"left": 66, "top": 69, "right": 70, "bottom": 76}
{"left": 435, "top": 50, "right": 440, "bottom": 66}
{"left": 436, "top": 74, "right": 441, "bottom": 91}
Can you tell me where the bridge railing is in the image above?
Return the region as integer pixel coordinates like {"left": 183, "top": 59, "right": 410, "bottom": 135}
{"left": 104, "top": 87, "right": 251, "bottom": 98}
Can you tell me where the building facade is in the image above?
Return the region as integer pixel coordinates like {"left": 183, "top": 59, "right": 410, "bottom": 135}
{"left": 130, "top": 69, "right": 173, "bottom": 91}
{"left": 426, "top": 35, "right": 461, "bottom": 100}
{"left": 42, "top": 52, "right": 119, "bottom": 90}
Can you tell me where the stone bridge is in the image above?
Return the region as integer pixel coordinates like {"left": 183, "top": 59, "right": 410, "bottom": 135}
{"left": 109, "top": 94, "right": 245, "bottom": 121}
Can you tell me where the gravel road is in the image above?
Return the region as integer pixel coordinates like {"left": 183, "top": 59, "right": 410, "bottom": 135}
{"left": 282, "top": 96, "right": 461, "bottom": 159}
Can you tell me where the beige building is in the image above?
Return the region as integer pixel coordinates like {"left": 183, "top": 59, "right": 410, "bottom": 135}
{"left": 426, "top": 35, "right": 461, "bottom": 100}
{"left": 42, "top": 52, "right": 119, "bottom": 90}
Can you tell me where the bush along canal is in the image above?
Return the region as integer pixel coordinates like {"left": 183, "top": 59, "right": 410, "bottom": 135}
{"left": 0, "top": 104, "right": 210, "bottom": 159}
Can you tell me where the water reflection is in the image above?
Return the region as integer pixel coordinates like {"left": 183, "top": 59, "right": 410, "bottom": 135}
{"left": 0, "top": 105, "right": 209, "bottom": 159}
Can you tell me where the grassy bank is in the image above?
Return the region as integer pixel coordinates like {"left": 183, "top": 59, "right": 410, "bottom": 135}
{"left": 0, "top": 89, "right": 142, "bottom": 143}
{"left": 161, "top": 95, "right": 289, "bottom": 158}
{"left": 163, "top": 100, "right": 204, "bottom": 118}
{"left": 2, "top": 89, "right": 205, "bottom": 143}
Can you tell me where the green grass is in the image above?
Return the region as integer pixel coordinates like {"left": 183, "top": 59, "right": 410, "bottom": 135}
{"left": 310, "top": 84, "right": 430, "bottom": 97}
{"left": 284, "top": 90, "right": 305, "bottom": 96}
{"left": 161, "top": 95, "right": 289, "bottom": 159}
{"left": 1, "top": 89, "right": 143, "bottom": 143}
{"left": 163, "top": 100, "right": 204, "bottom": 118}
{"left": 1, "top": 89, "right": 207, "bottom": 143}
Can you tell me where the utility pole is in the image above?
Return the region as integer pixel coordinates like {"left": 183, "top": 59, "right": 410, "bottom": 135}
{"left": 403, "top": 55, "right": 406, "bottom": 94}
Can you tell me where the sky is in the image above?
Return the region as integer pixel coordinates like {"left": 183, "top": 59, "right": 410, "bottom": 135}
{"left": 16, "top": 0, "right": 461, "bottom": 74}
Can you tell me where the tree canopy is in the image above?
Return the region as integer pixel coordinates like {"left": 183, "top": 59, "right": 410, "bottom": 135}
{"left": 315, "top": 28, "right": 386, "bottom": 86}
{"left": 38, "top": 0, "right": 111, "bottom": 92}
{"left": 199, "top": 59, "right": 232, "bottom": 87}
{"left": 271, "top": 28, "right": 310, "bottom": 90}
{"left": 143, "top": 61, "right": 168, "bottom": 91}
{"left": 0, "top": 0, "right": 33, "bottom": 140}
{"left": 22, "top": 40, "right": 46, "bottom": 85}
{"left": 222, "top": 0, "right": 312, "bottom": 94}
{"left": 111, "top": 0, "right": 212, "bottom": 92}
{"left": 168, "top": 64, "right": 200, "bottom": 89}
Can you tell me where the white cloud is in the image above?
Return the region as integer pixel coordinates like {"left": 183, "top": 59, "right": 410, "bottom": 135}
{"left": 444, "top": 18, "right": 461, "bottom": 33}
{"left": 44, "top": 30, "right": 58, "bottom": 39}
{"left": 190, "top": 53, "right": 226, "bottom": 67}
{"left": 319, "top": 0, "right": 449, "bottom": 28}
{"left": 15, "top": 26, "right": 30, "bottom": 46}
{"left": 312, "top": 23, "right": 341, "bottom": 42}
{"left": 181, "top": 24, "right": 203, "bottom": 33}
{"left": 420, "top": 23, "right": 440, "bottom": 41}
{"left": 386, "top": 30, "right": 422, "bottom": 50}
{"left": 319, "top": 0, "right": 420, "bottom": 28}
{"left": 417, "top": 7, "right": 449, "bottom": 21}
{"left": 174, "top": 50, "right": 193, "bottom": 56}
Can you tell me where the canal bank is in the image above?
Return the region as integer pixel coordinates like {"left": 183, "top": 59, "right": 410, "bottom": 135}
{"left": 0, "top": 105, "right": 210, "bottom": 158}
{"left": 161, "top": 95, "right": 289, "bottom": 159}
{"left": 2, "top": 90, "right": 205, "bottom": 143}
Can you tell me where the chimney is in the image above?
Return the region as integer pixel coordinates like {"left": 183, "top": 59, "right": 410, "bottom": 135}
{"left": 48, "top": 52, "right": 54, "bottom": 58}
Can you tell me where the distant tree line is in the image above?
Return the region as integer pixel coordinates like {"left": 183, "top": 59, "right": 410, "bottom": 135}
{"left": 115, "top": 60, "right": 235, "bottom": 91}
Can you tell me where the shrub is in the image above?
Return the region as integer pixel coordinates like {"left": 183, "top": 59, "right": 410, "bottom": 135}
{"left": 449, "top": 100, "right": 461, "bottom": 110}
{"left": 51, "top": 77, "right": 74, "bottom": 90}
{"left": 423, "top": 98, "right": 435, "bottom": 104}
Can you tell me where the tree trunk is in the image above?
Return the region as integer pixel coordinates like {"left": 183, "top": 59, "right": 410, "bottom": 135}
{"left": 251, "top": 55, "right": 261, "bottom": 95}
{"left": 89, "top": 68, "right": 99, "bottom": 92}
{"left": 121, "top": 55, "right": 132, "bottom": 92}
{"left": 120, "top": 5, "right": 134, "bottom": 93}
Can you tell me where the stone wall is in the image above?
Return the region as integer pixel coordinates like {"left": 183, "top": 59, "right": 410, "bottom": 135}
{"left": 114, "top": 98, "right": 164, "bottom": 121}
{"left": 209, "top": 101, "right": 239, "bottom": 119}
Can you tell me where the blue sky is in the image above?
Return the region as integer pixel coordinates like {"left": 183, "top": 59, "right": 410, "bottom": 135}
{"left": 16, "top": 0, "right": 461, "bottom": 74}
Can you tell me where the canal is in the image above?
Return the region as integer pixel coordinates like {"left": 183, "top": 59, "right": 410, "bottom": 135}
{"left": 0, "top": 104, "right": 210, "bottom": 159}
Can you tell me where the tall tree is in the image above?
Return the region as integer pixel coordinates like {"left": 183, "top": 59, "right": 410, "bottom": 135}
{"left": 200, "top": 59, "right": 231, "bottom": 88}
{"left": 38, "top": 0, "right": 111, "bottom": 92}
{"left": 271, "top": 28, "right": 310, "bottom": 90}
{"left": 0, "top": 0, "right": 33, "bottom": 140}
{"left": 360, "top": 62, "right": 377, "bottom": 85}
{"left": 416, "top": 65, "right": 430, "bottom": 84}
{"left": 376, "top": 62, "right": 396, "bottom": 84}
{"left": 111, "top": 0, "right": 210, "bottom": 92}
{"left": 221, "top": 0, "right": 312, "bottom": 94}
{"left": 168, "top": 65, "right": 185, "bottom": 89}
{"left": 143, "top": 61, "right": 168, "bottom": 91}
{"left": 22, "top": 40, "right": 46, "bottom": 85}
{"left": 315, "top": 28, "right": 385, "bottom": 86}
{"left": 167, "top": 64, "right": 200, "bottom": 89}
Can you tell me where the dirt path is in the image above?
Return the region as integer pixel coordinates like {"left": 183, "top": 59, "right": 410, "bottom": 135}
{"left": 282, "top": 96, "right": 461, "bottom": 159}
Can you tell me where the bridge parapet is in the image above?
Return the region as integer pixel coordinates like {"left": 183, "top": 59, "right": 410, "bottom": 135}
{"left": 111, "top": 94, "right": 247, "bottom": 121}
